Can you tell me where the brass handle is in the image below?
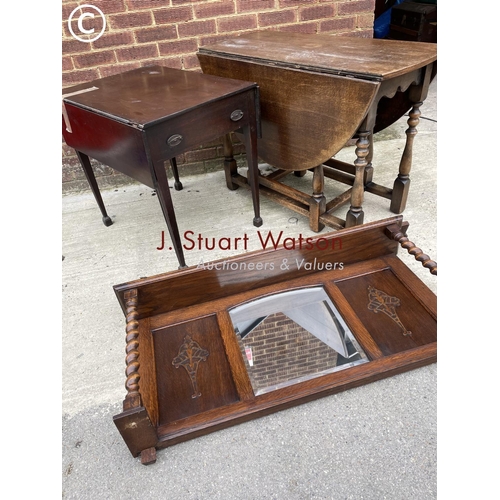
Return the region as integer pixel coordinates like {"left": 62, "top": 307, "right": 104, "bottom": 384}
{"left": 230, "top": 109, "right": 244, "bottom": 122}
{"left": 167, "top": 134, "right": 183, "bottom": 147}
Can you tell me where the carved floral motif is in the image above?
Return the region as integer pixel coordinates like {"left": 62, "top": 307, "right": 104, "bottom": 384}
{"left": 172, "top": 336, "right": 209, "bottom": 398}
{"left": 367, "top": 286, "right": 412, "bottom": 336}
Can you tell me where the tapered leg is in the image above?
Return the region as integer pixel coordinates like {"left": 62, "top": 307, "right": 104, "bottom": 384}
{"left": 309, "top": 165, "right": 326, "bottom": 232}
{"left": 75, "top": 150, "right": 112, "bottom": 226}
{"left": 169, "top": 157, "right": 183, "bottom": 191}
{"left": 345, "top": 129, "right": 369, "bottom": 227}
{"left": 390, "top": 102, "right": 421, "bottom": 214}
{"left": 241, "top": 124, "right": 263, "bottom": 227}
{"left": 151, "top": 158, "right": 187, "bottom": 268}
{"left": 223, "top": 133, "right": 238, "bottom": 191}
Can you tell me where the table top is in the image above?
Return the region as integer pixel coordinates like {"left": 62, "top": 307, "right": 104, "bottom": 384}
{"left": 198, "top": 31, "right": 437, "bottom": 81}
{"left": 62, "top": 66, "right": 256, "bottom": 128}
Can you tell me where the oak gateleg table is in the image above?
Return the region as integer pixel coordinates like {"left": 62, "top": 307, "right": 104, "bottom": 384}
{"left": 198, "top": 31, "right": 437, "bottom": 232}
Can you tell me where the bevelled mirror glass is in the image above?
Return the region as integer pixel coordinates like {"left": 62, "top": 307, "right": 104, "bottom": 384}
{"left": 229, "top": 286, "right": 369, "bottom": 395}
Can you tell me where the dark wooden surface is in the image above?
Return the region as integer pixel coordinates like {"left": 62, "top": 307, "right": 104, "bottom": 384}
{"left": 112, "top": 216, "right": 437, "bottom": 461}
{"left": 63, "top": 66, "right": 257, "bottom": 127}
{"left": 198, "top": 31, "right": 437, "bottom": 231}
{"left": 63, "top": 66, "right": 262, "bottom": 268}
{"left": 198, "top": 31, "right": 436, "bottom": 80}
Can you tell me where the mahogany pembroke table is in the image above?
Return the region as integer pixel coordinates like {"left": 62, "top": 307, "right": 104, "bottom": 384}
{"left": 62, "top": 66, "right": 262, "bottom": 268}
{"left": 112, "top": 216, "right": 437, "bottom": 464}
{"left": 198, "top": 31, "right": 437, "bottom": 232}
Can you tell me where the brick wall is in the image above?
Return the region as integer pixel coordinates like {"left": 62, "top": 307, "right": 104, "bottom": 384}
{"left": 62, "top": 0, "right": 375, "bottom": 193}
{"left": 236, "top": 312, "right": 339, "bottom": 394}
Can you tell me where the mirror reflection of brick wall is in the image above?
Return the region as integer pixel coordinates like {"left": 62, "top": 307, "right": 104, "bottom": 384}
{"left": 236, "top": 312, "right": 338, "bottom": 393}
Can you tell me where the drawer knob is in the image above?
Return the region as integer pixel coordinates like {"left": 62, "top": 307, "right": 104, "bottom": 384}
{"left": 230, "top": 109, "right": 244, "bottom": 122}
{"left": 167, "top": 134, "right": 183, "bottom": 147}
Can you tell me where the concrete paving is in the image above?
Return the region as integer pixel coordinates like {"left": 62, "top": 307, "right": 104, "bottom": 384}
{"left": 62, "top": 80, "right": 437, "bottom": 499}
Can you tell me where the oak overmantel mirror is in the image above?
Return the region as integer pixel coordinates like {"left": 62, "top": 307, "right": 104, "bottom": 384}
{"left": 112, "top": 217, "right": 437, "bottom": 465}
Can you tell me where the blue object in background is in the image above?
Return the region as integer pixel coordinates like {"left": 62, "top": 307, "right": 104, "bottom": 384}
{"left": 374, "top": 0, "right": 405, "bottom": 39}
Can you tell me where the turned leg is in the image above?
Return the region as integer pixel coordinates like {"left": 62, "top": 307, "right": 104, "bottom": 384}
{"left": 345, "top": 129, "right": 370, "bottom": 227}
{"left": 223, "top": 133, "right": 238, "bottom": 190}
{"left": 391, "top": 102, "right": 422, "bottom": 214}
{"left": 294, "top": 170, "right": 307, "bottom": 177}
{"left": 75, "top": 150, "right": 113, "bottom": 227}
{"left": 309, "top": 165, "right": 326, "bottom": 232}
{"left": 169, "top": 157, "right": 183, "bottom": 191}
{"left": 364, "top": 131, "right": 374, "bottom": 185}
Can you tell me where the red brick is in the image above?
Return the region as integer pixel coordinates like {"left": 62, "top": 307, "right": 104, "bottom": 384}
{"left": 320, "top": 16, "right": 356, "bottom": 33}
{"left": 153, "top": 6, "right": 193, "bottom": 24}
{"left": 108, "top": 12, "right": 153, "bottom": 29}
{"left": 184, "top": 147, "right": 218, "bottom": 163}
{"left": 182, "top": 54, "right": 201, "bottom": 69}
{"left": 300, "top": 5, "right": 335, "bottom": 21}
{"left": 199, "top": 34, "right": 237, "bottom": 46}
{"left": 279, "top": 0, "right": 315, "bottom": 7}
{"left": 171, "top": 0, "right": 198, "bottom": 4}
{"left": 258, "top": 10, "right": 296, "bottom": 27}
{"left": 357, "top": 13, "right": 375, "bottom": 28}
{"left": 89, "top": 0, "right": 126, "bottom": 14}
{"left": 278, "top": 22, "right": 318, "bottom": 34}
{"left": 62, "top": 68, "right": 100, "bottom": 87}
{"left": 159, "top": 39, "right": 198, "bottom": 56}
{"left": 178, "top": 19, "right": 216, "bottom": 37}
{"left": 135, "top": 25, "right": 177, "bottom": 43}
{"left": 236, "top": 0, "right": 275, "bottom": 13}
{"left": 91, "top": 31, "right": 134, "bottom": 49}
{"left": 217, "top": 15, "right": 257, "bottom": 33}
{"left": 156, "top": 57, "right": 183, "bottom": 70}
{"left": 62, "top": 38, "right": 92, "bottom": 54}
{"left": 195, "top": 0, "right": 235, "bottom": 19}
{"left": 338, "top": 0, "right": 375, "bottom": 16}
{"left": 73, "top": 50, "right": 116, "bottom": 69}
{"left": 62, "top": 56, "right": 74, "bottom": 71}
{"left": 62, "top": 2, "right": 80, "bottom": 20}
{"left": 98, "top": 62, "right": 142, "bottom": 78}
{"left": 126, "top": 0, "right": 162, "bottom": 10}
{"left": 115, "top": 44, "right": 159, "bottom": 62}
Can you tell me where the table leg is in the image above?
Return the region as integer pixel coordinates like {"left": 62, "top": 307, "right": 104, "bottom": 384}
{"left": 150, "top": 157, "right": 187, "bottom": 269}
{"left": 75, "top": 150, "right": 113, "bottom": 227}
{"left": 309, "top": 165, "right": 326, "bottom": 232}
{"left": 169, "top": 158, "right": 183, "bottom": 191}
{"left": 241, "top": 125, "right": 263, "bottom": 227}
{"left": 345, "top": 129, "right": 369, "bottom": 227}
{"left": 223, "top": 133, "right": 239, "bottom": 191}
{"left": 364, "top": 131, "right": 374, "bottom": 185}
{"left": 390, "top": 102, "right": 421, "bottom": 214}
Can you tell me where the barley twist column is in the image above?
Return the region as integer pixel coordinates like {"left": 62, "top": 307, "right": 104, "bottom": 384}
{"left": 123, "top": 289, "right": 141, "bottom": 410}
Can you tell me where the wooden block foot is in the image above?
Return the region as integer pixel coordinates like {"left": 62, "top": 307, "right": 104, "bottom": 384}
{"left": 390, "top": 177, "right": 410, "bottom": 214}
{"left": 140, "top": 447, "right": 157, "bottom": 465}
{"left": 345, "top": 208, "right": 364, "bottom": 227}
